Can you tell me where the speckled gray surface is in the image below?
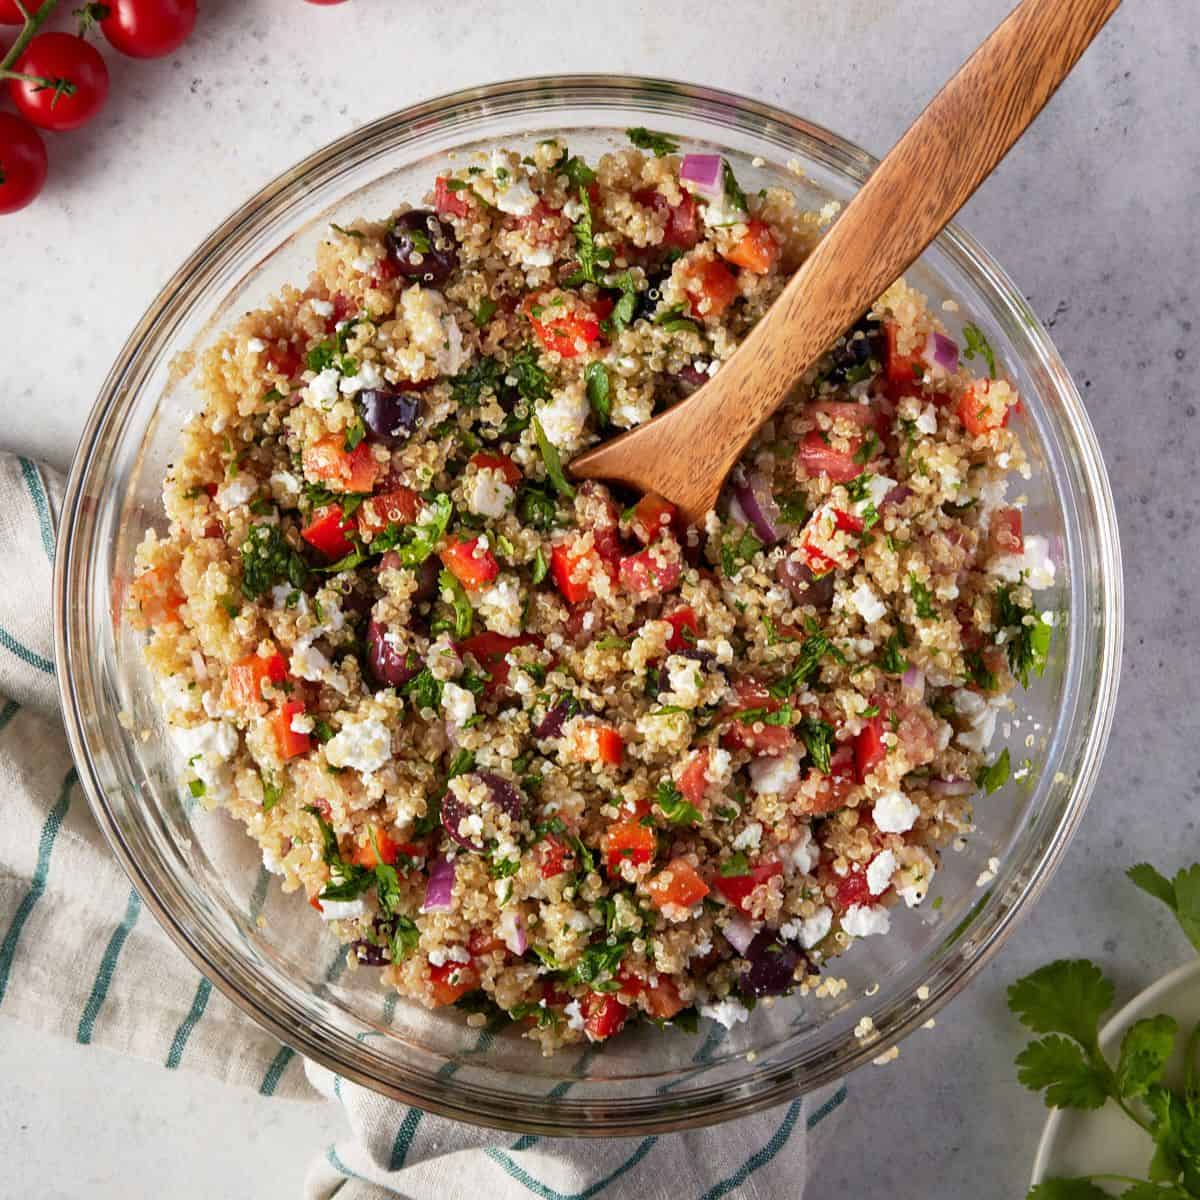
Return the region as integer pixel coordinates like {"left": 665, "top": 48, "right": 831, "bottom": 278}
{"left": 2, "top": 0, "right": 1196, "bottom": 1195}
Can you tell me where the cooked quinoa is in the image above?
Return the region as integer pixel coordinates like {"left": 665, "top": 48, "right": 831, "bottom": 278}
{"left": 129, "top": 133, "right": 1055, "bottom": 1051}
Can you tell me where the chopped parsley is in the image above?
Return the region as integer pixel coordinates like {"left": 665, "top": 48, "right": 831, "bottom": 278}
{"left": 437, "top": 568, "right": 474, "bottom": 639}
{"left": 878, "top": 630, "right": 909, "bottom": 675}
{"left": 506, "top": 343, "right": 551, "bottom": 404}
{"left": 557, "top": 154, "right": 596, "bottom": 188}
{"left": 797, "top": 716, "right": 835, "bottom": 773}
{"left": 720, "top": 852, "right": 751, "bottom": 878}
{"left": 585, "top": 361, "right": 611, "bottom": 426}
{"left": 994, "top": 584, "right": 1052, "bottom": 688}
{"left": 450, "top": 355, "right": 504, "bottom": 407}
{"left": 604, "top": 270, "right": 639, "bottom": 334}
{"left": 564, "top": 186, "right": 613, "bottom": 287}
{"left": 564, "top": 939, "right": 629, "bottom": 987}
{"left": 377, "top": 492, "right": 453, "bottom": 567}
{"left": 722, "top": 159, "right": 748, "bottom": 213}
{"left": 625, "top": 127, "right": 680, "bottom": 157}
{"left": 654, "top": 779, "right": 701, "bottom": 826}
{"left": 531, "top": 546, "right": 549, "bottom": 584}
{"left": 239, "top": 522, "right": 309, "bottom": 599}
{"left": 653, "top": 303, "right": 700, "bottom": 336}
{"left": 187, "top": 779, "right": 206, "bottom": 799}
{"left": 473, "top": 297, "right": 498, "bottom": 328}
{"left": 909, "top": 574, "right": 937, "bottom": 619}
{"left": 962, "top": 322, "right": 997, "bottom": 379}
{"left": 532, "top": 418, "right": 576, "bottom": 499}
{"left": 343, "top": 417, "right": 366, "bottom": 452}
{"left": 976, "top": 748, "right": 1010, "bottom": 794}
{"left": 720, "top": 526, "right": 763, "bottom": 577}
{"left": 260, "top": 771, "right": 282, "bottom": 811}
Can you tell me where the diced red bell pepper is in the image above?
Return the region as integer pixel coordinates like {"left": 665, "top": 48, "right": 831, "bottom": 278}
{"left": 664, "top": 606, "right": 699, "bottom": 653}
{"left": 301, "top": 504, "right": 357, "bottom": 560}
{"left": 470, "top": 452, "right": 523, "bottom": 487}
{"left": 958, "top": 381, "right": 1011, "bottom": 436}
{"left": 582, "top": 993, "right": 629, "bottom": 1041}
{"left": 631, "top": 492, "right": 677, "bottom": 543}
{"left": 434, "top": 175, "right": 472, "bottom": 218}
{"left": 272, "top": 700, "right": 311, "bottom": 760}
{"left": 642, "top": 975, "right": 686, "bottom": 1020}
{"left": 834, "top": 866, "right": 872, "bottom": 912}
{"left": 550, "top": 542, "right": 594, "bottom": 604}
{"left": 798, "top": 744, "right": 858, "bottom": 816}
{"left": 647, "top": 858, "right": 710, "bottom": 911}
{"left": 129, "top": 564, "right": 185, "bottom": 629}
{"left": 604, "top": 821, "right": 656, "bottom": 870}
{"left": 988, "top": 507, "right": 1024, "bottom": 558}
{"left": 428, "top": 960, "right": 480, "bottom": 1007}
{"left": 346, "top": 824, "right": 403, "bottom": 869}
{"left": 634, "top": 188, "right": 702, "bottom": 251}
{"left": 456, "top": 631, "right": 541, "bottom": 694}
{"left": 537, "top": 834, "right": 573, "bottom": 879}
{"left": 883, "top": 321, "right": 923, "bottom": 394}
{"left": 795, "top": 430, "right": 863, "bottom": 484}
{"left": 713, "top": 860, "right": 784, "bottom": 914}
{"left": 683, "top": 258, "right": 738, "bottom": 319}
{"left": 593, "top": 725, "right": 624, "bottom": 766}
{"left": 617, "top": 543, "right": 682, "bottom": 598}
{"left": 302, "top": 435, "right": 380, "bottom": 494}
{"left": 440, "top": 535, "right": 499, "bottom": 591}
{"left": 722, "top": 219, "right": 781, "bottom": 274}
{"left": 229, "top": 651, "right": 287, "bottom": 708}
{"left": 524, "top": 293, "right": 610, "bottom": 358}
{"left": 678, "top": 749, "right": 710, "bottom": 807}
{"left": 855, "top": 717, "right": 886, "bottom": 783}
{"left": 357, "top": 487, "right": 420, "bottom": 537}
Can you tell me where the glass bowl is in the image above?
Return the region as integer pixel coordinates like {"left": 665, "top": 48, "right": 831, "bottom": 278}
{"left": 53, "top": 76, "right": 1122, "bottom": 1136}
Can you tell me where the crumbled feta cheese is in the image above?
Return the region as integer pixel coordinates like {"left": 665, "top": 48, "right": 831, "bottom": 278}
{"left": 308, "top": 298, "right": 334, "bottom": 317}
{"left": 990, "top": 534, "right": 1056, "bottom": 590}
{"left": 305, "top": 368, "right": 341, "bottom": 408}
{"left": 318, "top": 898, "right": 365, "bottom": 922}
{"left": 915, "top": 406, "right": 938, "bottom": 435}
{"left": 272, "top": 584, "right": 307, "bottom": 615}
{"left": 536, "top": 386, "right": 590, "bottom": 450}
{"left": 698, "top": 998, "right": 750, "bottom": 1029}
{"left": 269, "top": 470, "right": 301, "bottom": 504}
{"left": 848, "top": 580, "right": 887, "bottom": 624}
{"left": 866, "top": 850, "right": 897, "bottom": 895}
{"left": 290, "top": 712, "right": 314, "bottom": 735}
{"left": 564, "top": 1000, "right": 586, "bottom": 1032}
{"left": 731, "top": 821, "right": 763, "bottom": 852}
{"left": 706, "top": 747, "right": 733, "bottom": 786}
{"left": 493, "top": 174, "right": 538, "bottom": 216}
{"left": 324, "top": 716, "right": 392, "bottom": 774}
{"left": 290, "top": 640, "right": 331, "bottom": 684}
{"left": 664, "top": 653, "right": 703, "bottom": 708}
{"left": 339, "top": 359, "right": 384, "bottom": 396}
{"left": 400, "top": 286, "right": 469, "bottom": 376}
{"left": 749, "top": 751, "right": 801, "bottom": 795}
{"left": 841, "top": 905, "right": 891, "bottom": 938}
{"left": 215, "top": 476, "right": 256, "bottom": 511}
{"left": 611, "top": 389, "right": 654, "bottom": 429}
{"left": 172, "top": 720, "right": 238, "bottom": 799}
{"left": 797, "top": 905, "right": 833, "bottom": 949}
{"left": 522, "top": 247, "right": 556, "bottom": 268}
{"left": 442, "top": 681, "right": 476, "bottom": 727}
{"left": 873, "top": 789, "right": 920, "bottom": 834}
{"left": 476, "top": 575, "right": 523, "bottom": 638}
{"left": 467, "top": 469, "right": 515, "bottom": 519}
{"left": 780, "top": 825, "right": 818, "bottom": 875}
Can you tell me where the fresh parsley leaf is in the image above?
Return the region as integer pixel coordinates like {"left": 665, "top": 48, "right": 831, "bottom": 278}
{"left": 605, "top": 270, "right": 639, "bottom": 333}
{"left": 531, "top": 546, "right": 549, "bottom": 585}
{"left": 1127, "top": 863, "right": 1200, "bottom": 953}
{"left": 879, "top": 630, "right": 909, "bottom": 675}
{"left": 450, "top": 356, "right": 504, "bottom": 407}
{"left": 187, "top": 778, "right": 206, "bottom": 799}
{"left": 722, "top": 159, "right": 748, "bottom": 213}
{"left": 401, "top": 667, "right": 444, "bottom": 712}
{"left": 260, "top": 771, "right": 282, "bottom": 811}
{"left": 447, "top": 748, "right": 476, "bottom": 779}
{"left": 381, "top": 493, "right": 452, "bottom": 567}
{"left": 770, "top": 631, "right": 835, "bottom": 697}
{"left": 625, "top": 127, "right": 679, "bottom": 157}
{"left": 438, "top": 568, "right": 474, "bottom": 639}
{"left": 797, "top": 716, "right": 835, "bottom": 774}
{"left": 653, "top": 304, "right": 701, "bottom": 336}
{"left": 1015, "top": 1035, "right": 1111, "bottom": 1109}
{"left": 962, "top": 322, "right": 997, "bottom": 379}
{"left": 473, "top": 297, "right": 498, "bottom": 328}
{"left": 964, "top": 649, "right": 998, "bottom": 692}
{"left": 720, "top": 852, "right": 750, "bottom": 878}
{"left": 559, "top": 154, "right": 596, "bottom": 187}
{"left": 389, "top": 916, "right": 420, "bottom": 963}
{"left": 585, "top": 361, "right": 611, "bottom": 426}
{"left": 343, "top": 417, "right": 366, "bottom": 452}
{"left": 564, "top": 186, "right": 613, "bottom": 286}
{"left": 239, "top": 522, "right": 309, "bottom": 599}
{"left": 654, "top": 779, "right": 701, "bottom": 826}
{"left": 565, "top": 939, "right": 629, "bottom": 986}
{"left": 720, "top": 526, "right": 762, "bottom": 577}
{"left": 909, "top": 573, "right": 936, "bottom": 619}
{"left": 976, "top": 747, "right": 1011, "bottom": 794}
{"left": 1116, "top": 1015, "right": 1179, "bottom": 1099}
{"left": 995, "top": 584, "right": 1052, "bottom": 688}
{"left": 1007, "top": 959, "right": 1114, "bottom": 1050}
{"left": 775, "top": 491, "right": 808, "bottom": 525}
{"left": 330, "top": 222, "right": 364, "bottom": 240}
{"left": 532, "top": 418, "right": 576, "bottom": 499}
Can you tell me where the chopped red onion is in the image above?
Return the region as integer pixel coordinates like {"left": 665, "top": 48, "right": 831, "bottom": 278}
{"left": 422, "top": 855, "right": 456, "bottom": 911}
{"left": 679, "top": 154, "right": 723, "bottom": 200}
{"left": 928, "top": 777, "right": 975, "bottom": 798}
{"left": 722, "top": 914, "right": 760, "bottom": 955}
{"left": 882, "top": 484, "right": 912, "bottom": 509}
{"left": 191, "top": 651, "right": 208, "bottom": 682}
{"left": 731, "top": 470, "right": 782, "bottom": 545}
{"left": 924, "top": 331, "right": 959, "bottom": 373}
{"left": 501, "top": 909, "right": 528, "bottom": 956}
{"left": 901, "top": 665, "right": 925, "bottom": 694}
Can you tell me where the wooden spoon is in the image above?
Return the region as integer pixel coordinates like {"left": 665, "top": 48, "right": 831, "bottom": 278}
{"left": 569, "top": 0, "right": 1120, "bottom": 524}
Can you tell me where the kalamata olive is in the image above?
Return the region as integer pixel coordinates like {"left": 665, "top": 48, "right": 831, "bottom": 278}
{"left": 533, "top": 695, "right": 583, "bottom": 740}
{"left": 739, "top": 929, "right": 802, "bottom": 998}
{"left": 775, "top": 556, "right": 835, "bottom": 610}
{"left": 670, "top": 364, "right": 709, "bottom": 399}
{"left": 632, "top": 267, "right": 673, "bottom": 323}
{"left": 353, "top": 917, "right": 397, "bottom": 965}
{"left": 440, "top": 771, "right": 525, "bottom": 853}
{"left": 411, "top": 555, "right": 440, "bottom": 604}
{"left": 386, "top": 209, "right": 458, "bottom": 285}
{"left": 361, "top": 388, "right": 420, "bottom": 447}
{"left": 826, "top": 318, "right": 883, "bottom": 384}
{"left": 367, "top": 617, "right": 421, "bottom": 688}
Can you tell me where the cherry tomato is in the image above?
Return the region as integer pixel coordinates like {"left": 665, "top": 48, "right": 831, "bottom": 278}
{"left": 9, "top": 33, "right": 109, "bottom": 132}
{"left": 0, "top": 0, "right": 50, "bottom": 26}
{"left": 0, "top": 113, "right": 47, "bottom": 214}
{"left": 99, "top": 0, "right": 196, "bottom": 59}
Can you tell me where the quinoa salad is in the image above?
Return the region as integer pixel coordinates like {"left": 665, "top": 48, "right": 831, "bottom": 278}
{"left": 128, "top": 130, "right": 1056, "bottom": 1051}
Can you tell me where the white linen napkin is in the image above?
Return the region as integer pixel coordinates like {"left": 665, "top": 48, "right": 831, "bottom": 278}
{"left": 0, "top": 450, "right": 846, "bottom": 1199}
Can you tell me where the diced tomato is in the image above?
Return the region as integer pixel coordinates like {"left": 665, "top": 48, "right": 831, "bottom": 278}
{"left": 266, "top": 342, "right": 302, "bottom": 380}
{"left": 272, "top": 700, "right": 311, "bottom": 760}
{"left": 593, "top": 725, "right": 624, "bottom": 766}
{"left": 302, "top": 436, "right": 380, "bottom": 494}
{"left": 664, "top": 607, "right": 699, "bottom": 654}
{"left": 301, "top": 504, "right": 356, "bottom": 560}
{"left": 988, "top": 507, "right": 1024, "bottom": 558}
{"left": 631, "top": 492, "right": 677, "bottom": 544}
{"left": 855, "top": 717, "right": 887, "bottom": 783}
{"left": 634, "top": 188, "right": 701, "bottom": 251}
{"left": 346, "top": 824, "right": 403, "bottom": 869}
{"left": 467, "top": 928, "right": 509, "bottom": 958}
{"left": 357, "top": 488, "right": 421, "bottom": 537}
{"left": 537, "top": 834, "right": 573, "bottom": 879}
{"left": 811, "top": 399, "right": 885, "bottom": 433}
{"left": 524, "top": 293, "right": 609, "bottom": 358}
{"left": 834, "top": 508, "right": 865, "bottom": 534}
{"left": 440, "top": 535, "right": 499, "bottom": 591}
{"left": 798, "top": 744, "right": 857, "bottom": 815}
{"left": 834, "top": 866, "right": 872, "bottom": 912}
{"left": 958, "top": 380, "right": 1012, "bottom": 437}
{"left": 796, "top": 430, "right": 863, "bottom": 483}
{"left": 721, "top": 680, "right": 795, "bottom": 756}
{"left": 582, "top": 993, "right": 629, "bottom": 1041}
{"left": 683, "top": 258, "right": 738, "bottom": 319}
{"left": 604, "top": 821, "right": 656, "bottom": 870}
{"left": 617, "top": 542, "right": 682, "bottom": 598}
{"left": 456, "top": 631, "right": 540, "bottom": 694}
{"left": 229, "top": 651, "right": 287, "bottom": 708}
{"left": 309, "top": 895, "right": 324, "bottom": 913}
{"left": 129, "top": 563, "right": 185, "bottom": 629}
{"left": 550, "top": 542, "right": 594, "bottom": 604}
{"left": 647, "top": 858, "right": 710, "bottom": 911}
{"left": 722, "top": 219, "right": 780, "bottom": 274}
{"left": 678, "top": 749, "right": 710, "bottom": 807}
{"left": 429, "top": 960, "right": 480, "bottom": 1007}
{"left": 434, "top": 175, "right": 471, "bottom": 218}
{"left": 642, "top": 975, "right": 686, "bottom": 1020}
{"left": 883, "top": 321, "right": 923, "bottom": 393}
{"left": 470, "top": 452, "right": 522, "bottom": 487}
{"left": 713, "top": 860, "right": 784, "bottom": 914}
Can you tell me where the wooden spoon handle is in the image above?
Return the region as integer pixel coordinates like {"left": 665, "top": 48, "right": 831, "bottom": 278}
{"left": 679, "top": 0, "right": 1120, "bottom": 441}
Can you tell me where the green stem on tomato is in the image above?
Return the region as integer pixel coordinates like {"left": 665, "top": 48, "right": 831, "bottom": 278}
{"left": 0, "top": 0, "right": 62, "bottom": 74}
{"left": 0, "top": 69, "right": 73, "bottom": 93}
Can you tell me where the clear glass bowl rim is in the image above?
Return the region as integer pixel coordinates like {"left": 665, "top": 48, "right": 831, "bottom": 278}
{"left": 53, "top": 74, "right": 1123, "bottom": 1135}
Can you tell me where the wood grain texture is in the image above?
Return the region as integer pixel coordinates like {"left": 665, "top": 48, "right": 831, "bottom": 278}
{"left": 569, "top": 0, "right": 1121, "bottom": 524}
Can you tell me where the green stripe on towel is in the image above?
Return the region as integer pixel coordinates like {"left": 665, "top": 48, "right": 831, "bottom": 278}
{"left": 0, "top": 768, "right": 75, "bottom": 1007}
{"left": 76, "top": 887, "right": 142, "bottom": 1043}
{"left": 18, "top": 456, "right": 55, "bottom": 563}
{"left": 259, "top": 943, "right": 346, "bottom": 1095}
{"left": 0, "top": 699, "right": 19, "bottom": 733}
{"left": 0, "top": 623, "right": 54, "bottom": 675}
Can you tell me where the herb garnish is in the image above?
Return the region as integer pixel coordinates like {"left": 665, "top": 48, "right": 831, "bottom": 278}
{"left": 625, "top": 127, "right": 680, "bottom": 157}
{"left": 962, "top": 322, "right": 997, "bottom": 379}
{"left": 585, "top": 361, "right": 611, "bottom": 426}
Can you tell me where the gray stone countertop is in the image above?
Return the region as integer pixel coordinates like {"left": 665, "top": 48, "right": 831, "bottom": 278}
{"left": 3, "top": 0, "right": 1196, "bottom": 1194}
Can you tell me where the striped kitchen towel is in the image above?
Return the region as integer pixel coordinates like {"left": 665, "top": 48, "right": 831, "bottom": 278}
{"left": 0, "top": 451, "right": 846, "bottom": 1199}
